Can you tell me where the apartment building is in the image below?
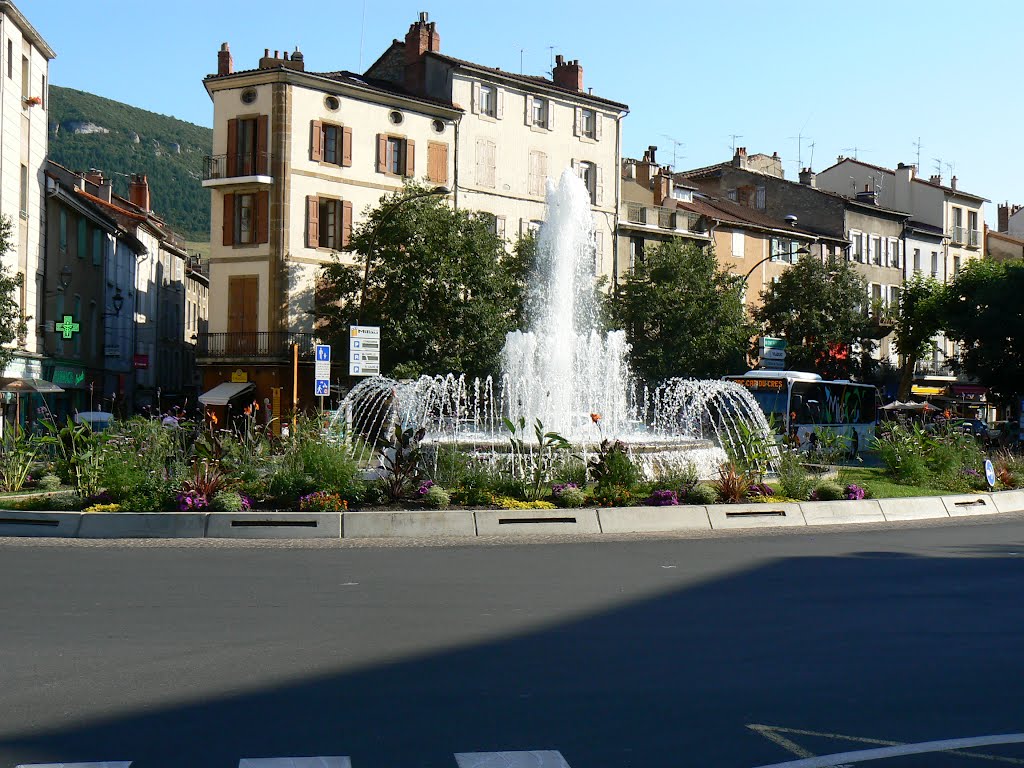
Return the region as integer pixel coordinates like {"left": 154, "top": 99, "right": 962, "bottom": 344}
{"left": 200, "top": 13, "right": 627, "bottom": 412}
{"left": 0, "top": 1, "right": 54, "bottom": 387}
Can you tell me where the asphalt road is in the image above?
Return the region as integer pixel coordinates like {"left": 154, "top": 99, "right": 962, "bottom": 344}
{"left": 2, "top": 517, "right": 1024, "bottom": 768}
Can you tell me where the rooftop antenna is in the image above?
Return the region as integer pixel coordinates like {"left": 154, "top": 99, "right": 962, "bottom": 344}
{"left": 945, "top": 160, "right": 956, "bottom": 181}
{"left": 808, "top": 140, "right": 816, "bottom": 170}
{"left": 788, "top": 114, "right": 813, "bottom": 170}
{"left": 913, "top": 136, "right": 922, "bottom": 172}
{"left": 548, "top": 45, "right": 556, "bottom": 71}
{"left": 520, "top": 48, "right": 524, "bottom": 75}
{"left": 842, "top": 146, "right": 869, "bottom": 160}
{"left": 660, "top": 134, "right": 685, "bottom": 171}
{"left": 358, "top": 0, "right": 367, "bottom": 71}
{"left": 932, "top": 157, "right": 943, "bottom": 183}
{"left": 729, "top": 134, "right": 743, "bottom": 155}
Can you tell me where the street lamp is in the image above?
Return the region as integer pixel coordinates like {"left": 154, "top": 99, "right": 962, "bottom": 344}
{"left": 102, "top": 287, "right": 125, "bottom": 317}
{"left": 356, "top": 185, "right": 451, "bottom": 325}
{"left": 741, "top": 245, "right": 811, "bottom": 283}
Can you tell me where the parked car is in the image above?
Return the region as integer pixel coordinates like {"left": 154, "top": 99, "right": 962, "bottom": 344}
{"left": 925, "top": 418, "right": 988, "bottom": 438}
{"left": 986, "top": 420, "right": 1021, "bottom": 448}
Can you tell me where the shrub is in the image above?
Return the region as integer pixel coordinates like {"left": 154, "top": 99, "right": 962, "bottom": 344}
{"left": 554, "top": 486, "right": 587, "bottom": 508}
{"left": 83, "top": 503, "right": 122, "bottom": 513}
{"left": 552, "top": 457, "right": 588, "bottom": 487}
{"left": 119, "top": 476, "right": 174, "bottom": 512}
{"left": 588, "top": 440, "right": 641, "bottom": 489}
{"left": 422, "top": 485, "right": 451, "bottom": 509}
{"left": 845, "top": 484, "right": 866, "bottom": 500}
{"left": 776, "top": 450, "right": 816, "bottom": 501}
{"left": 589, "top": 485, "right": 634, "bottom": 507}
{"left": 37, "top": 474, "right": 61, "bottom": 492}
{"left": 713, "top": 463, "right": 751, "bottom": 503}
{"left": 684, "top": 483, "right": 718, "bottom": 506}
{"left": 811, "top": 481, "right": 845, "bottom": 501}
{"left": 298, "top": 491, "right": 347, "bottom": 512}
{"left": 211, "top": 490, "right": 250, "bottom": 513}
{"left": 450, "top": 486, "right": 495, "bottom": 506}
{"left": 495, "top": 497, "right": 556, "bottom": 510}
{"left": 644, "top": 489, "right": 679, "bottom": 506}
{"left": 656, "top": 462, "right": 700, "bottom": 496}
{"left": 361, "top": 480, "right": 389, "bottom": 507}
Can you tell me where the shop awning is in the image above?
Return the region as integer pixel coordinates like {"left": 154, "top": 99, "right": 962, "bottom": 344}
{"left": 0, "top": 377, "right": 64, "bottom": 394}
{"left": 198, "top": 381, "right": 255, "bottom": 406}
{"left": 911, "top": 385, "right": 948, "bottom": 396}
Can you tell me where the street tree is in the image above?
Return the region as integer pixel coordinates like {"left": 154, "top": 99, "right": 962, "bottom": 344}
{"left": 754, "top": 255, "right": 872, "bottom": 378}
{"left": 891, "top": 273, "right": 946, "bottom": 400}
{"left": 0, "top": 215, "right": 25, "bottom": 373}
{"left": 317, "top": 185, "right": 523, "bottom": 379}
{"left": 943, "top": 258, "right": 1024, "bottom": 404}
{"left": 609, "top": 240, "right": 753, "bottom": 382}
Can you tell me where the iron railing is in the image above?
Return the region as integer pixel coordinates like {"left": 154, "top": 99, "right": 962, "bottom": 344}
{"left": 621, "top": 203, "right": 701, "bottom": 234}
{"left": 197, "top": 332, "right": 315, "bottom": 360}
{"left": 968, "top": 228, "right": 981, "bottom": 247}
{"left": 915, "top": 360, "right": 956, "bottom": 377}
{"left": 203, "top": 152, "right": 271, "bottom": 180}
{"left": 949, "top": 225, "right": 964, "bottom": 244}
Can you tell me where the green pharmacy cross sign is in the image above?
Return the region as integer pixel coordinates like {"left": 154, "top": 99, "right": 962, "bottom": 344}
{"left": 55, "top": 315, "right": 80, "bottom": 340}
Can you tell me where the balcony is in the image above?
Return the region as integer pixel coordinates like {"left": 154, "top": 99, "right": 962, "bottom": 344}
{"left": 967, "top": 228, "right": 981, "bottom": 248}
{"left": 197, "top": 332, "right": 316, "bottom": 362}
{"left": 620, "top": 203, "right": 705, "bottom": 238}
{"left": 201, "top": 153, "right": 273, "bottom": 188}
{"left": 948, "top": 225, "right": 964, "bottom": 244}
{"left": 914, "top": 360, "right": 956, "bottom": 378}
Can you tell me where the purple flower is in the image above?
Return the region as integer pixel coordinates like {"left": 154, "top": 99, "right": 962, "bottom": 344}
{"left": 845, "top": 484, "right": 866, "bottom": 501}
{"left": 552, "top": 482, "right": 579, "bottom": 497}
{"left": 416, "top": 480, "right": 435, "bottom": 497}
{"left": 645, "top": 489, "right": 679, "bottom": 506}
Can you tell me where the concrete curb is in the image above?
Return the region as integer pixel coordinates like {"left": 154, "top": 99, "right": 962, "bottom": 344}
{"left": 3, "top": 488, "right": 1024, "bottom": 540}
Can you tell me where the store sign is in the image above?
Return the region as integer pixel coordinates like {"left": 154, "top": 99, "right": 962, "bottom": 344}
{"left": 55, "top": 315, "right": 80, "bottom": 340}
{"left": 51, "top": 367, "right": 86, "bottom": 388}
{"left": 231, "top": 369, "right": 248, "bottom": 383}
{"left": 133, "top": 354, "right": 149, "bottom": 370}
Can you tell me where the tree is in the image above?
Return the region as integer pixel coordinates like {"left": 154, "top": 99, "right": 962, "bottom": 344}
{"left": 891, "top": 273, "right": 946, "bottom": 400}
{"left": 0, "top": 215, "right": 25, "bottom": 373}
{"left": 943, "top": 258, "right": 1024, "bottom": 404}
{"left": 317, "top": 185, "right": 524, "bottom": 379}
{"left": 609, "top": 240, "right": 753, "bottom": 382}
{"left": 754, "top": 255, "right": 872, "bottom": 378}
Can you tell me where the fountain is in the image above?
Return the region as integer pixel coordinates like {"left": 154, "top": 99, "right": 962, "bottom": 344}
{"left": 332, "top": 170, "right": 776, "bottom": 480}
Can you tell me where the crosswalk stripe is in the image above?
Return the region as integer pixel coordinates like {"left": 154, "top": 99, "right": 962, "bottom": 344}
{"left": 454, "top": 751, "right": 571, "bottom": 768}
{"left": 16, "top": 764, "right": 132, "bottom": 768}
{"left": 239, "top": 759, "right": 351, "bottom": 768}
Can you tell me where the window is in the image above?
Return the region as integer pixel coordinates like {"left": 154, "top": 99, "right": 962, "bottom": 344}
{"left": 19, "top": 164, "right": 27, "bottom": 217}
{"left": 629, "top": 236, "right": 644, "bottom": 269}
{"left": 968, "top": 210, "right": 979, "bottom": 245}
{"left": 755, "top": 186, "right": 766, "bottom": 209}
{"left": 77, "top": 218, "right": 87, "bottom": 258}
{"left": 323, "top": 125, "right": 340, "bottom": 165}
{"left": 475, "top": 138, "right": 496, "bottom": 188}
{"left": 580, "top": 108, "right": 596, "bottom": 139}
{"left": 480, "top": 85, "right": 496, "bottom": 117}
{"left": 771, "top": 238, "right": 801, "bottom": 263}
{"left": 312, "top": 121, "right": 351, "bottom": 167}
{"left": 913, "top": 248, "right": 921, "bottom": 273}
{"left": 889, "top": 286, "right": 900, "bottom": 308}
{"left": 59, "top": 209, "right": 68, "bottom": 251}
{"left": 387, "top": 137, "right": 403, "bottom": 174}
{"left": 20, "top": 55, "right": 27, "bottom": 100}
{"left": 484, "top": 213, "right": 506, "bottom": 241}
{"left": 306, "top": 196, "right": 351, "bottom": 250}
{"left": 726, "top": 188, "right": 737, "bottom": 202}
{"left": 852, "top": 232, "right": 864, "bottom": 262}
{"left": 236, "top": 193, "right": 255, "bottom": 245}
{"left": 241, "top": 88, "right": 257, "bottom": 105}
{"left": 953, "top": 255, "right": 961, "bottom": 274}
{"left": 731, "top": 230, "right": 744, "bottom": 258}
{"left": 870, "top": 236, "right": 881, "bottom": 265}
{"left": 576, "top": 161, "right": 596, "bottom": 203}
{"left": 226, "top": 115, "right": 268, "bottom": 177}
{"left": 388, "top": 110, "right": 404, "bottom": 125}
{"left": 319, "top": 198, "right": 342, "bottom": 250}
{"left": 931, "top": 251, "right": 939, "bottom": 278}
{"left": 527, "top": 220, "right": 543, "bottom": 235}
{"left": 531, "top": 97, "right": 548, "bottom": 128}
{"left": 376, "top": 134, "right": 413, "bottom": 177}
{"left": 528, "top": 150, "right": 547, "bottom": 197}
{"left": 324, "top": 95, "right": 339, "bottom": 111}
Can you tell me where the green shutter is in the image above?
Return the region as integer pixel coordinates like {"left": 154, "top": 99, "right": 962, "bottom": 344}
{"left": 77, "top": 218, "right": 86, "bottom": 259}
{"left": 92, "top": 229, "right": 102, "bottom": 266}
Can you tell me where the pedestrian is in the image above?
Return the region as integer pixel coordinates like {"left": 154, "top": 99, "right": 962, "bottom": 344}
{"left": 263, "top": 397, "right": 272, "bottom": 426}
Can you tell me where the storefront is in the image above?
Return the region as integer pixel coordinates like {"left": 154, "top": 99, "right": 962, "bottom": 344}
{"left": 910, "top": 383, "right": 991, "bottom": 421}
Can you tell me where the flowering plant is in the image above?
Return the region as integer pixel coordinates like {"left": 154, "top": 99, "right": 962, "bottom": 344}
{"left": 844, "top": 483, "right": 866, "bottom": 501}
{"left": 177, "top": 490, "right": 209, "bottom": 511}
{"left": 644, "top": 489, "right": 679, "bottom": 506}
{"left": 416, "top": 480, "right": 436, "bottom": 497}
{"left": 298, "top": 491, "right": 347, "bottom": 512}
{"left": 551, "top": 482, "right": 579, "bottom": 498}
{"left": 23, "top": 96, "right": 41, "bottom": 106}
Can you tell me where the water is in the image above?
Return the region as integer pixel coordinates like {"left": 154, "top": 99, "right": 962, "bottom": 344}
{"left": 332, "top": 170, "right": 777, "bottom": 480}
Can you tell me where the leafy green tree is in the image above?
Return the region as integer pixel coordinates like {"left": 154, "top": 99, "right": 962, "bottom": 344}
{"left": 317, "top": 185, "right": 524, "bottom": 379}
{"left": 892, "top": 273, "right": 946, "bottom": 400}
{"left": 0, "top": 215, "right": 25, "bottom": 373}
{"left": 754, "top": 255, "right": 872, "bottom": 378}
{"left": 943, "top": 258, "right": 1024, "bottom": 404}
{"left": 609, "top": 240, "right": 752, "bottom": 382}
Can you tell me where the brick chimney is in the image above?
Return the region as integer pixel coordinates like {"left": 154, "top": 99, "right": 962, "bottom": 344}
{"left": 129, "top": 174, "right": 150, "bottom": 211}
{"left": 799, "top": 167, "right": 816, "bottom": 188}
{"left": 404, "top": 12, "right": 440, "bottom": 94}
{"left": 259, "top": 47, "right": 305, "bottom": 71}
{"left": 636, "top": 145, "right": 657, "bottom": 189}
{"left": 733, "top": 146, "right": 748, "bottom": 169}
{"left": 929, "top": 174, "right": 942, "bottom": 185}
{"left": 653, "top": 171, "right": 672, "bottom": 206}
{"left": 217, "top": 43, "right": 233, "bottom": 76}
{"left": 552, "top": 55, "right": 584, "bottom": 91}
{"left": 950, "top": 175, "right": 957, "bottom": 191}
{"left": 84, "top": 169, "right": 113, "bottom": 202}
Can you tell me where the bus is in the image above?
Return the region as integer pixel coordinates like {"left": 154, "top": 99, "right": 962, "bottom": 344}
{"left": 724, "top": 370, "right": 879, "bottom": 454}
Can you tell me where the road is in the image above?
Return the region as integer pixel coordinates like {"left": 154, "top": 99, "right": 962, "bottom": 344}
{"left": 1, "top": 516, "right": 1024, "bottom": 767}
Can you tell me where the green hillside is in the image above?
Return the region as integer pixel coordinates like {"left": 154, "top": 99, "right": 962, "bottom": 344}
{"left": 47, "top": 85, "right": 212, "bottom": 241}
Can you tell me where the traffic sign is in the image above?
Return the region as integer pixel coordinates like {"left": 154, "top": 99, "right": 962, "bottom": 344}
{"left": 985, "top": 459, "right": 996, "bottom": 489}
{"left": 759, "top": 336, "right": 787, "bottom": 350}
{"left": 759, "top": 358, "right": 785, "bottom": 370}
{"left": 760, "top": 348, "right": 787, "bottom": 361}
{"left": 314, "top": 344, "right": 331, "bottom": 396}
{"left": 314, "top": 379, "right": 330, "bottom": 396}
{"left": 349, "top": 326, "right": 381, "bottom": 376}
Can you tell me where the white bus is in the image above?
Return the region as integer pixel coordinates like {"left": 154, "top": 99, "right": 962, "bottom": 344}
{"left": 724, "top": 370, "right": 879, "bottom": 453}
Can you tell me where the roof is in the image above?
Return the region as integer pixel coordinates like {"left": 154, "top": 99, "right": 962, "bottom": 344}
{"left": 905, "top": 219, "right": 945, "bottom": 238}
{"left": 818, "top": 157, "right": 989, "bottom": 202}
{"left": 987, "top": 230, "right": 1024, "bottom": 246}
{"left": 0, "top": 2, "right": 55, "bottom": 59}
{"left": 424, "top": 50, "right": 629, "bottom": 110}
{"left": 199, "top": 381, "right": 256, "bottom": 406}
{"left": 675, "top": 194, "right": 825, "bottom": 240}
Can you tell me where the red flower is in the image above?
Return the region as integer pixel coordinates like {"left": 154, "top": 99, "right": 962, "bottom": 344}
{"left": 590, "top": 413, "right": 602, "bottom": 423}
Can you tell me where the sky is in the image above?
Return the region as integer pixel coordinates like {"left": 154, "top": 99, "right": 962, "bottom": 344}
{"left": 22, "top": 0, "right": 1023, "bottom": 224}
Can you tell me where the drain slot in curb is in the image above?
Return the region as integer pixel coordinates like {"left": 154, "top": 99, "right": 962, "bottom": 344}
{"left": 231, "top": 520, "right": 319, "bottom": 528}
{"left": 0, "top": 517, "right": 59, "bottom": 527}
{"left": 954, "top": 499, "right": 988, "bottom": 507}
{"left": 499, "top": 517, "right": 577, "bottom": 525}
{"left": 725, "top": 510, "right": 786, "bottom": 518}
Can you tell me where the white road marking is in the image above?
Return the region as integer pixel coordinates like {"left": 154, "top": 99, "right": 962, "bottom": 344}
{"left": 455, "top": 751, "right": 571, "bottom": 768}
{"left": 239, "top": 759, "right": 350, "bottom": 768}
{"left": 751, "top": 732, "right": 1024, "bottom": 768}
{"left": 17, "top": 764, "right": 132, "bottom": 768}
{"left": 749, "top": 724, "right": 1024, "bottom": 765}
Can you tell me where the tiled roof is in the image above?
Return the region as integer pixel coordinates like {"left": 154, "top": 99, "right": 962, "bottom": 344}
{"left": 75, "top": 189, "right": 146, "bottom": 222}
{"left": 987, "top": 230, "right": 1024, "bottom": 245}
{"left": 674, "top": 194, "right": 825, "bottom": 240}
{"left": 818, "top": 157, "right": 988, "bottom": 202}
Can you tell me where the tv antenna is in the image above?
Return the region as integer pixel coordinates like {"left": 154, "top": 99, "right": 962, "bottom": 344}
{"left": 932, "top": 157, "right": 943, "bottom": 182}
{"left": 548, "top": 45, "right": 556, "bottom": 71}
{"left": 807, "top": 140, "right": 816, "bottom": 170}
{"left": 912, "top": 136, "right": 923, "bottom": 171}
{"left": 660, "top": 134, "right": 685, "bottom": 170}
{"left": 842, "top": 146, "right": 869, "bottom": 160}
{"left": 789, "top": 132, "right": 812, "bottom": 169}
{"left": 729, "top": 134, "right": 743, "bottom": 155}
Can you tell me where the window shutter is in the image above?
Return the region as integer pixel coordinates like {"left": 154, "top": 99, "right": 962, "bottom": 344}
{"left": 311, "top": 120, "right": 323, "bottom": 162}
{"left": 496, "top": 216, "right": 506, "bottom": 240}
{"left": 475, "top": 139, "right": 483, "bottom": 185}
{"left": 539, "top": 151, "right": 548, "bottom": 190}
{"left": 528, "top": 151, "right": 537, "bottom": 196}
{"left": 405, "top": 139, "right": 415, "bottom": 177}
{"left": 573, "top": 107, "right": 581, "bottom": 136}
{"left": 595, "top": 230, "right": 604, "bottom": 271}
{"left": 596, "top": 165, "right": 604, "bottom": 206}
{"left": 488, "top": 141, "right": 496, "bottom": 188}
{"left": 222, "top": 193, "right": 235, "bottom": 246}
{"left": 524, "top": 94, "right": 531, "bottom": 126}
{"left": 547, "top": 101, "right": 554, "bottom": 130}
{"left": 376, "top": 133, "right": 387, "bottom": 173}
{"left": 472, "top": 82, "right": 481, "bottom": 114}
{"left": 256, "top": 114, "right": 269, "bottom": 174}
{"left": 341, "top": 126, "right": 353, "bottom": 167}
{"left": 307, "top": 196, "right": 319, "bottom": 247}
{"left": 595, "top": 112, "right": 602, "bottom": 141}
{"left": 495, "top": 88, "right": 504, "bottom": 119}
{"left": 255, "top": 192, "right": 269, "bottom": 244}
{"left": 341, "top": 199, "right": 353, "bottom": 248}
{"left": 226, "top": 119, "right": 239, "bottom": 176}
{"left": 520, "top": 218, "right": 528, "bottom": 238}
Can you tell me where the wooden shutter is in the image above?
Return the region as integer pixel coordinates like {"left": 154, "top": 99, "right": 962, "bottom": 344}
{"left": 405, "top": 139, "right": 415, "bottom": 177}
{"left": 341, "top": 126, "right": 353, "bottom": 167}
{"left": 595, "top": 112, "right": 603, "bottom": 141}
{"left": 471, "top": 82, "right": 481, "bottom": 114}
{"left": 226, "top": 119, "right": 239, "bottom": 176}
{"left": 256, "top": 114, "right": 269, "bottom": 174}
{"left": 311, "top": 120, "right": 323, "bottom": 162}
{"left": 428, "top": 142, "right": 448, "bottom": 184}
{"left": 341, "top": 200, "right": 353, "bottom": 248}
{"left": 376, "top": 133, "right": 387, "bottom": 173}
{"left": 222, "top": 193, "right": 235, "bottom": 246}
{"left": 547, "top": 101, "right": 554, "bottom": 130}
{"left": 255, "top": 191, "right": 269, "bottom": 244}
{"left": 228, "top": 277, "right": 243, "bottom": 333}
{"left": 524, "top": 94, "right": 532, "bottom": 126}
{"left": 573, "top": 107, "right": 582, "bottom": 136}
{"left": 528, "top": 151, "right": 538, "bottom": 196}
{"left": 596, "top": 165, "right": 604, "bottom": 206}
{"left": 307, "top": 196, "right": 319, "bottom": 247}
{"left": 495, "top": 88, "right": 504, "bottom": 119}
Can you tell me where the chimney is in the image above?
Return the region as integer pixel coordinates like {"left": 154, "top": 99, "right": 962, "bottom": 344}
{"left": 259, "top": 46, "right": 304, "bottom": 71}
{"left": 622, "top": 159, "right": 636, "bottom": 181}
{"left": 552, "top": 54, "right": 584, "bottom": 91}
{"left": 653, "top": 171, "right": 672, "bottom": 206}
{"left": 855, "top": 184, "right": 878, "bottom": 205}
{"left": 733, "top": 146, "right": 748, "bottom": 169}
{"left": 84, "top": 169, "right": 104, "bottom": 188}
{"left": 896, "top": 162, "right": 915, "bottom": 183}
{"left": 217, "top": 42, "right": 233, "bottom": 76}
{"left": 129, "top": 174, "right": 150, "bottom": 211}
{"left": 951, "top": 175, "right": 957, "bottom": 191}
{"left": 404, "top": 12, "right": 440, "bottom": 93}
{"left": 929, "top": 174, "right": 942, "bottom": 185}
{"left": 798, "top": 167, "right": 816, "bottom": 188}
{"left": 636, "top": 146, "right": 657, "bottom": 189}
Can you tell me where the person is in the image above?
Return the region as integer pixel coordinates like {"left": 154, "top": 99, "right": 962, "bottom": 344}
{"left": 263, "top": 397, "right": 272, "bottom": 426}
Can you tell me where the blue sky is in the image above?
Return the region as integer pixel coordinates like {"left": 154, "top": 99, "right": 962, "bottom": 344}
{"left": 24, "top": 0, "right": 1021, "bottom": 223}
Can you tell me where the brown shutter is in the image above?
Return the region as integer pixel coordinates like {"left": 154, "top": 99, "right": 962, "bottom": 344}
{"left": 222, "top": 193, "right": 235, "bottom": 246}
{"left": 427, "top": 142, "right": 448, "bottom": 184}
{"left": 376, "top": 133, "right": 387, "bottom": 173}
{"left": 307, "top": 196, "right": 319, "bottom": 247}
{"left": 228, "top": 277, "right": 243, "bottom": 333}
{"left": 256, "top": 114, "right": 269, "bottom": 174}
{"left": 255, "top": 191, "right": 269, "bottom": 244}
{"left": 404, "top": 139, "right": 415, "bottom": 178}
{"left": 226, "top": 119, "right": 239, "bottom": 176}
{"left": 342, "top": 126, "right": 353, "bottom": 167}
{"left": 311, "top": 120, "right": 323, "bottom": 162}
{"left": 341, "top": 200, "right": 353, "bottom": 248}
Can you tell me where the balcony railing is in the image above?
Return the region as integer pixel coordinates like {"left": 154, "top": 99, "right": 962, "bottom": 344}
{"left": 621, "top": 203, "right": 702, "bottom": 235}
{"left": 197, "top": 332, "right": 316, "bottom": 360}
{"left": 203, "top": 152, "right": 271, "bottom": 181}
{"left": 968, "top": 228, "right": 981, "bottom": 247}
{"left": 915, "top": 360, "right": 956, "bottom": 378}
{"left": 949, "top": 225, "right": 964, "bottom": 244}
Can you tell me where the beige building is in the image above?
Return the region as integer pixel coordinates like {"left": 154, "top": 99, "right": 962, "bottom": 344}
{"left": 200, "top": 13, "right": 627, "bottom": 411}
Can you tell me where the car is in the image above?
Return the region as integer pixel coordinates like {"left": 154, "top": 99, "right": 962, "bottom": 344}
{"left": 986, "top": 420, "right": 1021, "bottom": 448}
{"left": 925, "top": 418, "right": 988, "bottom": 438}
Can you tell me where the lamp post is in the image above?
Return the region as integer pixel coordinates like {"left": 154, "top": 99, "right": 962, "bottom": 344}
{"left": 355, "top": 185, "right": 451, "bottom": 326}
